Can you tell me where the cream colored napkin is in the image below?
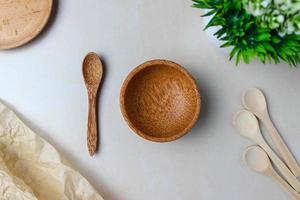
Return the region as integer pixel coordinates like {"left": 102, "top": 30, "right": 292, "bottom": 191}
{"left": 0, "top": 101, "right": 104, "bottom": 200}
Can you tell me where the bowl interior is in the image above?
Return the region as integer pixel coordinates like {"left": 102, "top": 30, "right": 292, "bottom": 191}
{"left": 122, "top": 62, "right": 200, "bottom": 142}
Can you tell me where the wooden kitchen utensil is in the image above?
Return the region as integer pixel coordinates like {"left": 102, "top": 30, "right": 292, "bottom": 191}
{"left": 243, "top": 88, "right": 300, "bottom": 177}
{"left": 233, "top": 110, "right": 300, "bottom": 192}
{"left": 120, "top": 59, "right": 201, "bottom": 142}
{"left": 0, "top": 0, "right": 53, "bottom": 50}
{"left": 83, "top": 52, "right": 103, "bottom": 156}
{"left": 243, "top": 145, "right": 300, "bottom": 200}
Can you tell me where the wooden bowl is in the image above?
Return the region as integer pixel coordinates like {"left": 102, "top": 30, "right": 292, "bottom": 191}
{"left": 0, "top": 0, "right": 53, "bottom": 50}
{"left": 120, "top": 60, "right": 201, "bottom": 142}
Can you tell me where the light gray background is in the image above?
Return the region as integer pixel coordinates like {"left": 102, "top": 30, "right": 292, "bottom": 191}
{"left": 0, "top": 1, "right": 299, "bottom": 200}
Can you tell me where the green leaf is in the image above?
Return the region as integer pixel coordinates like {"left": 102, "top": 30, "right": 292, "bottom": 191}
{"left": 262, "top": 42, "right": 276, "bottom": 53}
{"left": 271, "top": 52, "right": 280, "bottom": 63}
{"left": 286, "top": 34, "right": 300, "bottom": 41}
{"left": 242, "top": 39, "right": 248, "bottom": 46}
{"left": 220, "top": 36, "right": 229, "bottom": 41}
{"left": 288, "top": 57, "right": 297, "bottom": 67}
{"left": 229, "top": 46, "right": 239, "bottom": 60}
{"left": 192, "top": 0, "right": 211, "bottom": 8}
{"left": 256, "top": 44, "right": 267, "bottom": 54}
{"left": 258, "top": 53, "right": 266, "bottom": 64}
{"left": 242, "top": 50, "right": 250, "bottom": 64}
{"left": 220, "top": 42, "right": 232, "bottom": 48}
{"left": 213, "top": 28, "right": 226, "bottom": 38}
{"left": 204, "top": 17, "right": 220, "bottom": 30}
{"left": 271, "top": 36, "right": 281, "bottom": 44}
{"left": 248, "top": 48, "right": 256, "bottom": 60}
{"left": 255, "top": 33, "right": 271, "bottom": 42}
{"left": 201, "top": 9, "right": 216, "bottom": 17}
{"left": 281, "top": 46, "right": 296, "bottom": 56}
{"left": 235, "top": 50, "right": 242, "bottom": 66}
{"left": 245, "top": 21, "right": 254, "bottom": 30}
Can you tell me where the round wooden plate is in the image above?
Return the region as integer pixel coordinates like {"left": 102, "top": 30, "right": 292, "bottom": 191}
{"left": 120, "top": 60, "right": 201, "bottom": 142}
{"left": 0, "top": 0, "right": 53, "bottom": 50}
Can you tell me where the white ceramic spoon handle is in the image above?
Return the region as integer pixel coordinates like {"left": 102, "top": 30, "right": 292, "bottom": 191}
{"left": 257, "top": 137, "right": 300, "bottom": 192}
{"left": 263, "top": 113, "right": 300, "bottom": 177}
{"left": 269, "top": 168, "right": 300, "bottom": 200}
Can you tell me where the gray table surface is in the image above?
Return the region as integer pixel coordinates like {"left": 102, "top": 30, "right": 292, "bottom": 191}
{"left": 0, "top": 0, "right": 299, "bottom": 200}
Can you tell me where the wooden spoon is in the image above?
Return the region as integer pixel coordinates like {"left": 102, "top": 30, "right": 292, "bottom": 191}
{"left": 233, "top": 110, "right": 300, "bottom": 192}
{"left": 243, "top": 88, "right": 300, "bottom": 177}
{"left": 83, "top": 52, "right": 103, "bottom": 156}
{"left": 243, "top": 145, "right": 300, "bottom": 200}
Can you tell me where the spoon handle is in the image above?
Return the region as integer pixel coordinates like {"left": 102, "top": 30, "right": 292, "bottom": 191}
{"left": 87, "top": 95, "right": 98, "bottom": 156}
{"left": 263, "top": 113, "right": 300, "bottom": 177}
{"left": 268, "top": 167, "right": 300, "bottom": 200}
{"left": 258, "top": 138, "right": 300, "bottom": 192}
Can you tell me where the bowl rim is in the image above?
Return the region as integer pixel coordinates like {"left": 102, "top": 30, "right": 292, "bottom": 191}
{"left": 120, "top": 59, "right": 201, "bottom": 142}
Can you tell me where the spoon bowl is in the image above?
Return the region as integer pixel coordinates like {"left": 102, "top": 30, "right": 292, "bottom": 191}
{"left": 244, "top": 145, "right": 270, "bottom": 173}
{"left": 83, "top": 53, "right": 103, "bottom": 88}
{"left": 242, "top": 88, "right": 267, "bottom": 117}
{"left": 233, "top": 110, "right": 259, "bottom": 139}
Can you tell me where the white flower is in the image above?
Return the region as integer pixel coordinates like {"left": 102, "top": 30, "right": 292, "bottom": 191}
{"left": 278, "top": 30, "right": 286, "bottom": 37}
{"left": 261, "top": 0, "right": 271, "bottom": 7}
{"left": 243, "top": 0, "right": 300, "bottom": 36}
{"left": 286, "top": 21, "right": 295, "bottom": 34}
{"left": 274, "top": 0, "right": 286, "bottom": 4}
{"left": 277, "top": 15, "right": 285, "bottom": 23}
{"left": 290, "top": 3, "right": 300, "bottom": 13}
{"left": 252, "top": 9, "right": 264, "bottom": 16}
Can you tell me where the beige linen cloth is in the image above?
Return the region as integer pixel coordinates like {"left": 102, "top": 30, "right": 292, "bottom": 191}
{"left": 0, "top": 101, "right": 104, "bottom": 200}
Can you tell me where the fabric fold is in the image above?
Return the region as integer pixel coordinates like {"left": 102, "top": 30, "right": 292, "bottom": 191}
{"left": 0, "top": 102, "right": 104, "bottom": 200}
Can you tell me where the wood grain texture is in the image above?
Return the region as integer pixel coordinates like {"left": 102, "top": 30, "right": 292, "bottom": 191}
{"left": 87, "top": 92, "right": 98, "bottom": 156}
{"left": 83, "top": 52, "right": 103, "bottom": 156}
{"left": 0, "top": 0, "right": 53, "bottom": 50}
{"left": 120, "top": 60, "right": 201, "bottom": 142}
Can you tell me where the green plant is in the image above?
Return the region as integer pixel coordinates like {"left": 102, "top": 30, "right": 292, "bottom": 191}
{"left": 193, "top": 0, "right": 300, "bottom": 67}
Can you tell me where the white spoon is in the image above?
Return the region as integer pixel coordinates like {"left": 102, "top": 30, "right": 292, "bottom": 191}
{"left": 233, "top": 110, "right": 300, "bottom": 192}
{"left": 244, "top": 145, "right": 300, "bottom": 200}
{"left": 243, "top": 88, "right": 300, "bottom": 177}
